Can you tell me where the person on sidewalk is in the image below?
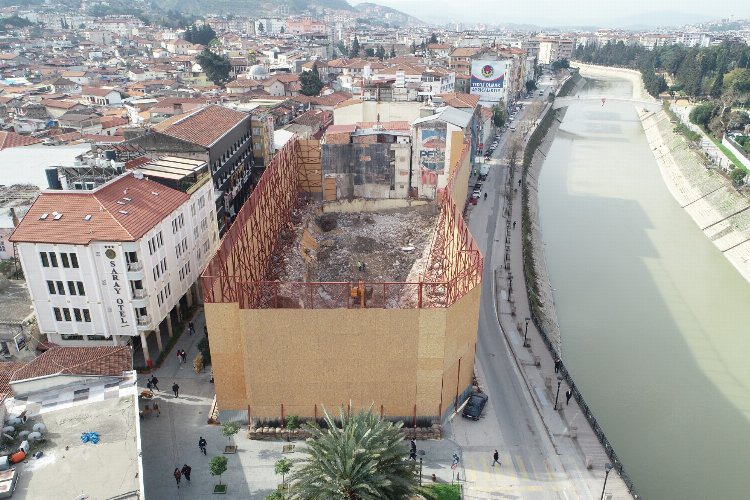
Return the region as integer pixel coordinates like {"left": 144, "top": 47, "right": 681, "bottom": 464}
{"left": 554, "top": 357, "right": 562, "bottom": 373}
{"left": 176, "top": 350, "right": 182, "bottom": 365}
{"left": 152, "top": 400, "right": 160, "bottom": 417}
{"left": 172, "top": 382, "right": 179, "bottom": 398}
{"left": 181, "top": 464, "right": 192, "bottom": 482}
{"left": 146, "top": 379, "right": 153, "bottom": 391}
{"left": 180, "top": 350, "right": 187, "bottom": 364}
{"left": 150, "top": 376, "right": 159, "bottom": 391}
{"left": 492, "top": 450, "right": 501, "bottom": 467}
{"left": 357, "top": 260, "right": 362, "bottom": 272}
{"left": 198, "top": 436, "right": 207, "bottom": 455}
{"left": 513, "top": 221, "right": 517, "bottom": 229}
{"left": 173, "top": 468, "right": 181, "bottom": 487}
{"left": 188, "top": 322, "right": 195, "bottom": 336}
{"left": 566, "top": 389, "right": 573, "bottom": 405}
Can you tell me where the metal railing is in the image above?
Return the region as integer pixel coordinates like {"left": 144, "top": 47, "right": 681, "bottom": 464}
{"left": 127, "top": 261, "right": 142, "bottom": 272}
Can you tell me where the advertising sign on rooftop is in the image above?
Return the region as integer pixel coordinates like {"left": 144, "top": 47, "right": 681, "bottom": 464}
{"left": 470, "top": 60, "right": 508, "bottom": 103}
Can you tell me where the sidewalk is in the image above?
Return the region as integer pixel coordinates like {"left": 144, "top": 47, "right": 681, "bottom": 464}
{"left": 493, "top": 111, "right": 633, "bottom": 498}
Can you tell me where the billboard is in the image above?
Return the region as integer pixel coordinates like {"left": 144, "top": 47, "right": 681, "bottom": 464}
{"left": 470, "top": 60, "right": 508, "bottom": 103}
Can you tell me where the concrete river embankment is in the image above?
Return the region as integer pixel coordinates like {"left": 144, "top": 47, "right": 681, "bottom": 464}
{"left": 535, "top": 68, "right": 750, "bottom": 500}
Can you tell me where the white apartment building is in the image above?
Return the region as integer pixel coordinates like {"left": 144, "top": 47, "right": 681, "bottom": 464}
{"left": 10, "top": 164, "right": 218, "bottom": 364}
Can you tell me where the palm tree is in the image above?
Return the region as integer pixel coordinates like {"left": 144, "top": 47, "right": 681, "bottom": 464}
{"left": 289, "top": 406, "right": 417, "bottom": 499}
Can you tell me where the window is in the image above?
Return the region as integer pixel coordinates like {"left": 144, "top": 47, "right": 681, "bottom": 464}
{"left": 194, "top": 227, "right": 199, "bottom": 240}
{"left": 157, "top": 231, "right": 163, "bottom": 247}
{"left": 73, "top": 308, "right": 82, "bottom": 322}
{"left": 53, "top": 307, "right": 62, "bottom": 321}
{"left": 68, "top": 281, "right": 77, "bottom": 295}
{"left": 172, "top": 219, "right": 178, "bottom": 234}
{"left": 61, "top": 253, "right": 70, "bottom": 268}
{"left": 161, "top": 258, "right": 167, "bottom": 273}
{"left": 191, "top": 203, "right": 196, "bottom": 216}
{"left": 61, "top": 334, "right": 84, "bottom": 341}
{"left": 83, "top": 309, "right": 91, "bottom": 322}
{"left": 198, "top": 195, "right": 205, "bottom": 209}
{"left": 148, "top": 240, "right": 154, "bottom": 255}
{"left": 63, "top": 308, "right": 71, "bottom": 322}
{"left": 77, "top": 282, "right": 85, "bottom": 295}
{"left": 56, "top": 281, "right": 65, "bottom": 295}
{"left": 47, "top": 281, "right": 56, "bottom": 294}
{"left": 49, "top": 253, "right": 58, "bottom": 267}
{"left": 41, "top": 252, "right": 49, "bottom": 267}
{"left": 70, "top": 253, "right": 78, "bottom": 268}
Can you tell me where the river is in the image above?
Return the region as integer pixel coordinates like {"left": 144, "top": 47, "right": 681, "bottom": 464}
{"left": 538, "top": 75, "right": 750, "bottom": 499}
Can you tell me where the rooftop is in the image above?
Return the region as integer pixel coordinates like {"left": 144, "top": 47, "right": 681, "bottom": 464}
{"left": 152, "top": 104, "right": 249, "bottom": 148}
{"left": 9, "top": 173, "right": 189, "bottom": 245}
{"left": 10, "top": 346, "right": 131, "bottom": 382}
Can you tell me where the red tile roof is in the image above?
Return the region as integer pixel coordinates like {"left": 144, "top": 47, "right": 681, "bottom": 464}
{"left": 356, "top": 121, "right": 410, "bottom": 131}
{"left": 152, "top": 104, "right": 248, "bottom": 148}
{"left": 0, "top": 362, "right": 26, "bottom": 398}
{"left": 10, "top": 346, "right": 131, "bottom": 381}
{"left": 10, "top": 173, "right": 189, "bottom": 245}
{"left": 82, "top": 86, "right": 119, "bottom": 97}
{"left": 0, "top": 131, "right": 42, "bottom": 150}
{"left": 437, "top": 93, "right": 481, "bottom": 109}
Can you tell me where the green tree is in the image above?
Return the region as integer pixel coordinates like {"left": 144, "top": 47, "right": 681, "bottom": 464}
{"left": 197, "top": 49, "right": 231, "bottom": 85}
{"left": 300, "top": 68, "right": 324, "bottom": 96}
{"left": 336, "top": 40, "right": 347, "bottom": 57}
{"left": 429, "top": 32, "right": 438, "bottom": 44}
{"left": 365, "top": 47, "right": 375, "bottom": 57}
{"left": 184, "top": 24, "right": 217, "bottom": 46}
{"left": 492, "top": 101, "right": 508, "bottom": 127}
{"left": 275, "top": 457, "right": 293, "bottom": 487}
{"left": 689, "top": 102, "right": 716, "bottom": 128}
{"left": 390, "top": 45, "right": 397, "bottom": 58}
{"left": 410, "top": 41, "right": 416, "bottom": 54}
{"left": 265, "top": 492, "right": 284, "bottom": 500}
{"left": 257, "top": 21, "right": 265, "bottom": 34}
{"left": 221, "top": 421, "right": 240, "bottom": 445}
{"left": 730, "top": 167, "right": 747, "bottom": 184}
{"left": 525, "top": 80, "right": 537, "bottom": 92}
{"left": 376, "top": 44, "right": 386, "bottom": 60}
{"left": 209, "top": 455, "right": 228, "bottom": 486}
{"left": 349, "top": 35, "right": 360, "bottom": 58}
{"left": 288, "top": 406, "right": 417, "bottom": 499}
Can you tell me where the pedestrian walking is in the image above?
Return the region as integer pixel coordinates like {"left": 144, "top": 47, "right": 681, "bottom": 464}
{"left": 146, "top": 379, "right": 153, "bottom": 391}
{"left": 176, "top": 350, "right": 182, "bottom": 365}
{"left": 173, "top": 468, "right": 181, "bottom": 487}
{"left": 512, "top": 221, "right": 517, "bottom": 229}
{"left": 150, "top": 376, "right": 159, "bottom": 391}
{"left": 554, "top": 357, "right": 561, "bottom": 373}
{"left": 181, "top": 464, "right": 192, "bottom": 482}
{"left": 361, "top": 261, "right": 366, "bottom": 271}
{"left": 172, "top": 382, "right": 179, "bottom": 398}
{"left": 180, "top": 349, "right": 187, "bottom": 364}
{"left": 188, "top": 322, "right": 195, "bottom": 336}
{"left": 566, "top": 389, "right": 573, "bottom": 405}
{"left": 198, "top": 436, "right": 207, "bottom": 455}
{"left": 357, "top": 260, "right": 362, "bottom": 272}
{"left": 152, "top": 400, "right": 160, "bottom": 417}
{"left": 492, "top": 450, "right": 501, "bottom": 467}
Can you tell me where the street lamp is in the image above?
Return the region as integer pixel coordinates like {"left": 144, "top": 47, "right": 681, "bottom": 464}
{"left": 600, "top": 463, "right": 613, "bottom": 500}
{"left": 523, "top": 317, "right": 530, "bottom": 347}
{"left": 418, "top": 450, "right": 426, "bottom": 486}
{"left": 553, "top": 376, "right": 563, "bottom": 410}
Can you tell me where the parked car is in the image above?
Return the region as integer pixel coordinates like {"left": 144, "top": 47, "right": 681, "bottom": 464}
{"left": 471, "top": 189, "right": 481, "bottom": 199}
{"left": 462, "top": 392, "right": 488, "bottom": 420}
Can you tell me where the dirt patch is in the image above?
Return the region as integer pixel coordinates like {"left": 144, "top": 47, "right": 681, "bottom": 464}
{"left": 279, "top": 203, "right": 438, "bottom": 285}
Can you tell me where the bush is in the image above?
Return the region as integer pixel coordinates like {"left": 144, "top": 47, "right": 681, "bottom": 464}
{"left": 285, "top": 415, "right": 300, "bottom": 430}
{"left": 689, "top": 102, "right": 717, "bottom": 128}
{"left": 197, "top": 337, "right": 211, "bottom": 365}
{"left": 730, "top": 167, "right": 747, "bottom": 184}
{"left": 419, "top": 484, "right": 461, "bottom": 500}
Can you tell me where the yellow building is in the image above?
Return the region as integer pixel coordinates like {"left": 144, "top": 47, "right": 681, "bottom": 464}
{"left": 202, "top": 138, "right": 482, "bottom": 424}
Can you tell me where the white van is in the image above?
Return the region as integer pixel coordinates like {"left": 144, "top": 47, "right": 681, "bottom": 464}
{"left": 510, "top": 125, "right": 516, "bottom": 131}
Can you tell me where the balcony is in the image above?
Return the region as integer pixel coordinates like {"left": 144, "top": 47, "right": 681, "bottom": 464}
{"left": 136, "top": 315, "right": 151, "bottom": 329}
{"left": 132, "top": 288, "right": 146, "bottom": 299}
{"left": 127, "top": 261, "right": 144, "bottom": 278}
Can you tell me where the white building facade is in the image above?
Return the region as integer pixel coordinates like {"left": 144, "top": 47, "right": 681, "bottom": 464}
{"left": 10, "top": 172, "right": 218, "bottom": 363}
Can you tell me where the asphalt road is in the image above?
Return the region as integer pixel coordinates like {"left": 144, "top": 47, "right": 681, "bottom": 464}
{"left": 450, "top": 87, "right": 602, "bottom": 499}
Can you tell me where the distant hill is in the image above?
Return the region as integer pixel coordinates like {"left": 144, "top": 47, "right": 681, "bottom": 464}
{"left": 353, "top": 2, "right": 425, "bottom": 27}
{"left": 154, "top": 0, "right": 353, "bottom": 16}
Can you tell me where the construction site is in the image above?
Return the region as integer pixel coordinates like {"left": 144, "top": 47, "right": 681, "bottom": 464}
{"left": 202, "top": 138, "right": 483, "bottom": 424}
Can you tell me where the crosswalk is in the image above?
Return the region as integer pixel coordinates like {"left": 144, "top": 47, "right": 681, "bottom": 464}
{"left": 460, "top": 451, "right": 576, "bottom": 497}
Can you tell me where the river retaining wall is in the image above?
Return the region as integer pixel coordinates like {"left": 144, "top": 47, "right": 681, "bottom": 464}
{"left": 641, "top": 108, "right": 750, "bottom": 282}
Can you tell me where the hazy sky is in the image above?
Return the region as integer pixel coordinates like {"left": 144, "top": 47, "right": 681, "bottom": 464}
{"left": 360, "top": 0, "right": 750, "bottom": 27}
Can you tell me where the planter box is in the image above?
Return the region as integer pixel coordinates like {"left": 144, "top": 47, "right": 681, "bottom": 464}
{"left": 224, "top": 445, "right": 237, "bottom": 454}
{"left": 213, "top": 484, "right": 227, "bottom": 494}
